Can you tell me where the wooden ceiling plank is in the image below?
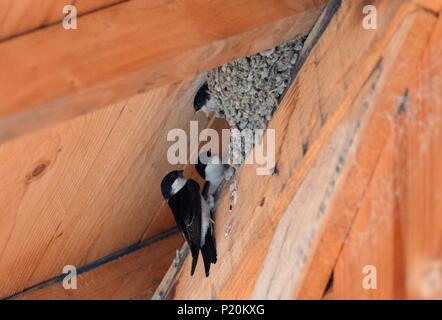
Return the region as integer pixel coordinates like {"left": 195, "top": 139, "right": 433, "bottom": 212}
{"left": 0, "top": 0, "right": 124, "bottom": 41}
{"left": 0, "top": 75, "right": 206, "bottom": 299}
{"left": 12, "top": 232, "right": 182, "bottom": 300}
{"left": 0, "top": 0, "right": 326, "bottom": 144}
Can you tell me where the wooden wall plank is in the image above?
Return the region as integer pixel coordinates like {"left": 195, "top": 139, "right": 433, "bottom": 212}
{"left": 0, "top": 0, "right": 123, "bottom": 40}
{"left": 13, "top": 233, "right": 182, "bottom": 300}
{"left": 324, "top": 136, "right": 400, "bottom": 300}
{"left": 0, "top": 0, "right": 325, "bottom": 144}
{"left": 413, "top": 0, "right": 442, "bottom": 13}
{"left": 400, "top": 14, "right": 442, "bottom": 300}
{"left": 169, "top": 0, "right": 435, "bottom": 299}
{"left": 319, "top": 13, "right": 442, "bottom": 301}
{"left": 295, "top": 10, "right": 436, "bottom": 299}
{"left": 0, "top": 75, "right": 206, "bottom": 298}
{"left": 260, "top": 8, "right": 434, "bottom": 300}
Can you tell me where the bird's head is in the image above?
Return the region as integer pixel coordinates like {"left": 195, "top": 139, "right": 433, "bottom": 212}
{"left": 161, "top": 170, "right": 184, "bottom": 201}
{"left": 193, "top": 82, "right": 211, "bottom": 116}
{"left": 196, "top": 150, "right": 214, "bottom": 179}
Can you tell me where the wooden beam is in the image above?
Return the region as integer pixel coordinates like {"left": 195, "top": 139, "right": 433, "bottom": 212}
{"left": 322, "top": 134, "right": 402, "bottom": 300}
{"left": 319, "top": 12, "right": 442, "bottom": 301}
{"left": 0, "top": 0, "right": 123, "bottom": 41}
{"left": 152, "top": 243, "right": 189, "bottom": 300}
{"left": 0, "top": 0, "right": 325, "bottom": 144}
{"left": 400, "top": 14, "right": 442, "bottom": 300}
{"left": 12, "top": 232, "right": 182, "bottom": 300}
{"left": 259, "top": 8, "right": 434, "bottom": 300}
{"left": 169, "top": 0, "right": 436, "bottom": 299}
{"left": 413, "top": 0, "right": 442, "bottom": 13}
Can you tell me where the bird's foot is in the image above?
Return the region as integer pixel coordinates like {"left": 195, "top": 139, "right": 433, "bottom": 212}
{"left": 208, "top": 194, "right": 216, "bottom": 212}
{"left": 224, "top": 167, "right": 235, "bottom": 181}
{"left": 174, "top": 249, "right": 181, "bottom": 267}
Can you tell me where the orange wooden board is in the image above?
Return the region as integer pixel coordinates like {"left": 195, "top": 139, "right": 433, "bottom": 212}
{"left": 0, "top": 0, "right": 123, "bottom": 40}
{"left": 0, "top": 0, "right": 325, "bottom": 143}
{"left": 0, "top": 75, "right": 206, "bottom": 298}
{"left": 401, "top": 13, "right": 442, "bottom": 300}
{"left": 13, "top": 233, "right": 183, "bottom": 300}
{"left": 327, "top": 11, "right": 442, "bottom": 301}
{"left": 326, "top": 136, "right": 400, "bottom": 299}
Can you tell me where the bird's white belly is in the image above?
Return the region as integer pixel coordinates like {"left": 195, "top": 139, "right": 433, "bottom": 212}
{"left": 200, "top": 196, "right": 211, "bottom": 247}
{"left": 206, "top": 164, "right": 224, "bottom": 194}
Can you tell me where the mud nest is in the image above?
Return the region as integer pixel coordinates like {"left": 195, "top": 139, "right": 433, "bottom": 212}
{"left": 207, "top": 37, "right": 306, "bottom": 163}
{"left": 207, "top": 37, "right": 305, "bottom": 131}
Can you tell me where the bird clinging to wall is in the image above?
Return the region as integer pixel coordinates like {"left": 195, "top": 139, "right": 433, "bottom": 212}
{"left": 196, "top": 151, "right": 234, "bottom": 212}
{"left": 161, "top": 170, "right": 217, "bottom": 277}
{"left": 195, "top": 151, "right": 224, "bottom": 211}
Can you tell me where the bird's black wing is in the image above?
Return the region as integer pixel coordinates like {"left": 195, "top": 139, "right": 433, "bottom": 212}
{"left": 196, "top": 154, "right": 206, "bottom": 180}
{"left": 202, "top": 181, "right": 210, "bottom": 200}
{"left": 194, "top": 82, "right": 210, "bottom": 110}
{"left": 201, "top": 228, "right": 217, "bottom": 277}
{"left": 168, "top": 179, "right": 202, "bottom": 276}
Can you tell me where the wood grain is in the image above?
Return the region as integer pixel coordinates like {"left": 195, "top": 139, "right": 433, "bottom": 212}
{"left": 329, "top": 11, "right": 442, "bottom": 301}
{"left": 0, "top": 75, "right": 207, "bottom": 298}
{"left": 413, "top": 0, "right": 442, "bottom": 13}
{"left": 324, "top": 136, "right": 401, "bottom": 300}
{"left": 0, "top": 0, "right": 325, "bottom": 144}
{"left": 0, "top": 0, "right": 123, "bottom": 40}
{"left": 400, "top": 14, "right": 442, "bottom": 299}
{"left": 291, "top": 9, "right": 436, "bottom": 300}
{"left": 13, "top": 233, "right": 182, "bottom": 300}
{"left": 170, "top": 0, "right": 436, "bottom": 299}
